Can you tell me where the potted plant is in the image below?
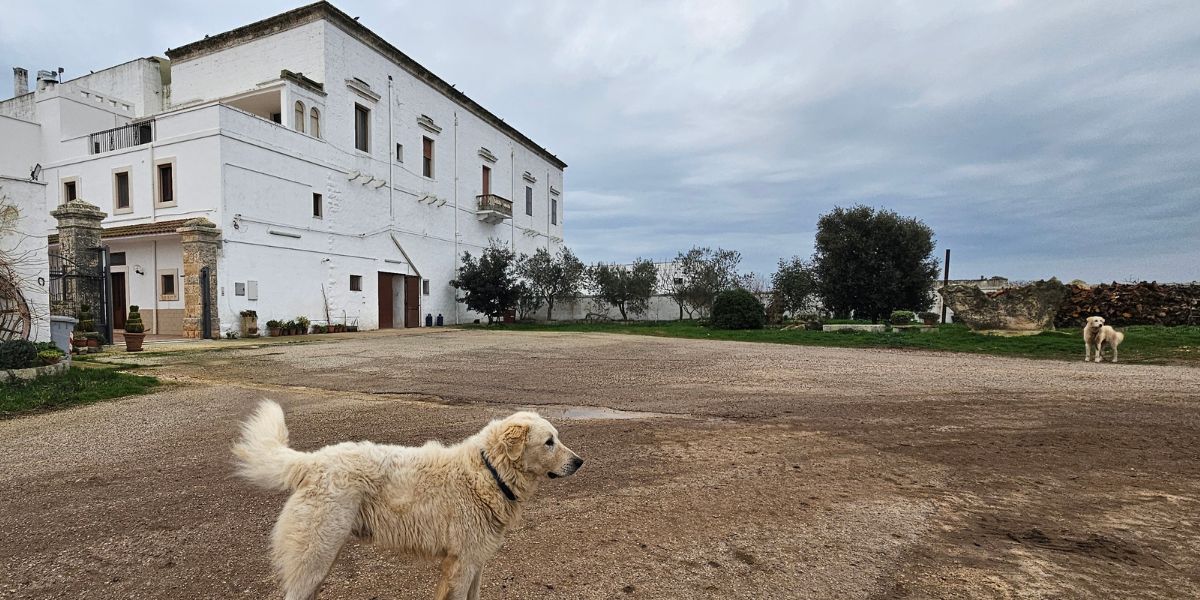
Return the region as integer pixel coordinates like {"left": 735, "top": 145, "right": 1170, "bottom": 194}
{"left": 124, "top": 305, "right": 147, "bottom": 352}
{"left": 35, "top": 342, "right": 64, "bottom": 365}
{"left": 73, "top": 304, "right": 102, "bottom": 351}
{"left": 296, "top": 316, "right": 311, "bottom": 335}
{"left": 919, "top": 311, "right": 940, "bottom": 326}
{"left": 889, "top": 310, "right": 916, "bottom": 326}
{"left": 241, "top": 309, "right": 259, "bottom": 337}
{"left": 266, "top": 320, "right": 282, "bottom": 337}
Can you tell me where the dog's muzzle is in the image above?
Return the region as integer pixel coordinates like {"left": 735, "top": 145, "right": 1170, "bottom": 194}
{"left": 549, "top": 456, "right": 585, "bottom": 479}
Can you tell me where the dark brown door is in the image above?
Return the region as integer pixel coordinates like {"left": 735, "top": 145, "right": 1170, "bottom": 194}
{"left": 482, "top": 165, "right": 491, "bottom": 195}
{"left": 377, "top": 273, "right": 393, "bottom": 329}
{"left": 111, "top": 272, "right": 127, "bottom": 330}
{"left": 404, "top": 276, "right": 421, "bottom": 328}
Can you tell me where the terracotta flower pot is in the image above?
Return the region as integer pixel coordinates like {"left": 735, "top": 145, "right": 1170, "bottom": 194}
{"left": 124, "top": 332, "right": 146, "bottom": 352}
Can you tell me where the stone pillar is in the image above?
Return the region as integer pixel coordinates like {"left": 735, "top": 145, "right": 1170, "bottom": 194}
{"left": 177, "top": 218, "right": 221, "bottom": 339}
{"left": 50, "top": 200, "right": 106, "bottom": 319}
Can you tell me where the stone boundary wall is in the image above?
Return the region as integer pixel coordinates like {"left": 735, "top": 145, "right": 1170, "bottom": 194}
{"left": 1, "top": 358, "right": 70, "bottom": 384}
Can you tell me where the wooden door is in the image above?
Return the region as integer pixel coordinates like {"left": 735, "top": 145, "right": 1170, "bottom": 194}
{"left": 111, "top": 272, "right": 127, "bottom": 330}
{"left": 404, "top": 276, "right": 421, "bottom": 328}
{"left": 377, "top": 273, "right": 393, "bottom": 329}
{"left": 482, "top": 165, "right": 491, "bottom": 195}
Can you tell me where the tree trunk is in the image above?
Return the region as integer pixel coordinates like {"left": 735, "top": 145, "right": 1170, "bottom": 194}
{"left": 547, "top": 298, "right": 555, "bottom": 321}
{"left": 618, "top": 303, "right": 628, "bottom": 321}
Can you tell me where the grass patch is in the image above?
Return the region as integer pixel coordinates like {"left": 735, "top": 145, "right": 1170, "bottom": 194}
{"left": 473, "top": 321, "right": 1200, "bottom": 365}
{"left": 1, "top": 365, "right": 161, "bottom": 418}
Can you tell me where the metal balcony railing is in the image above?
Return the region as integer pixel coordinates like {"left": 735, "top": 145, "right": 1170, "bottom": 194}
{"left": 89, "top": 120, "right": 154, "bottom": 154}
{"left": 475, "top": 194, "right": 513, "bottom": 223}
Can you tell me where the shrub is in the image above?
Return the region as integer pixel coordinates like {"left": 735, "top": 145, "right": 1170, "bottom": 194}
{"left": 125, "top": 305, "right": 145, "bottom": 334}
{"left": 75, "top": 304, "right": 96, "bottom": 334}
{"left": 889, "top": 310, "right": 916, "bottom": 325}
{"left": 0, "top": 340, "right": 38, "bottom": 370}
{"left": 296, "top": 316, "right": 311, "bottom": 331}
{"left": 266, "top": 320, "right": 281, "bottom": 329}
{"left": 918, "top": 311, "right": 940, "bottom": 324}
{"left": 711, "top": 288, "right": 765, "bottom": 330}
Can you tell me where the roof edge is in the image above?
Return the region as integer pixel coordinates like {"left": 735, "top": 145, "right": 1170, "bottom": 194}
{"left": 166, "top": 1, "right": 566, "bottom": 169}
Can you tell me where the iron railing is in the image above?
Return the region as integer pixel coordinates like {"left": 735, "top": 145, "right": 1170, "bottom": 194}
{"left": 475, "top": 194, "right": 513, "bottom": 218}
{"left": 89, "top": 120, "right": 153, "bottom": 154}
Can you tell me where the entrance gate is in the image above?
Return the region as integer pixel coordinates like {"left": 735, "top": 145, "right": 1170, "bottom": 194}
{"left": 48, "top": 247, "right": 113, "bottom": 343}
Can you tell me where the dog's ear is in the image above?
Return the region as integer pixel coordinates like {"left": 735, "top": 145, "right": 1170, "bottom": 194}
{"left": 499, "top": 423, "right": 529, "bottom": 462}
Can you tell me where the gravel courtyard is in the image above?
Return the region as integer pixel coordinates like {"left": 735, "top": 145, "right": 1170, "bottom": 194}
{"left": 2, "top": 329, "right": 1199, "bottom": 599}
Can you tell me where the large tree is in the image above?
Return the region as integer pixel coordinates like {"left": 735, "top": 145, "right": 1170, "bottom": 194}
{"left": 518, "top": 247, "right": 586, "bottom": 321}
{"left": 450, "top": 241, "right": 520, "bottom": 324}
{"left": 771, "top": 256, "right": 819, "bottom": 315}
{"left": 589, "top": 259, "right": 658, "bottom": 320}
{"left": 671, "top": 246, "right": 743, "bottom": 318}
{"left": 812, "top": 205, "right": 938, "bottom": 321}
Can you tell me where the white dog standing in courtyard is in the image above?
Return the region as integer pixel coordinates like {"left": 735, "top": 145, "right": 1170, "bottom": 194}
{"left": 1083, "top": 315, "right": 1125, "bottom": 363}
{"left": 233, "top": 401, "right": 584, "bottom": 600}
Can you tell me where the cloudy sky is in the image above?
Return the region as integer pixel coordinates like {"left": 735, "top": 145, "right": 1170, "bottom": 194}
{"left": 4, "top": 1, "right": 1198, "bottom": 282}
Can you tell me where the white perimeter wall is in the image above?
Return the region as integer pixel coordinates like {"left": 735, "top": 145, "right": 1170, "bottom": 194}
{"left": 0, "top": 177, "right": 51, "bottom": 341}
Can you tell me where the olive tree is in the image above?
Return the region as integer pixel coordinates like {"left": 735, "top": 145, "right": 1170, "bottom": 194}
{"left": 518, "top": 247, "right": 586, "bottom": 321}
{"left": 812, "top": 205, "right": 938, "bottom": 322}
{"left": 450, "top": 241, "right": 520, "bottom": 324}
{"left": 589, "top": 259, "right": 658, "bottom": 321}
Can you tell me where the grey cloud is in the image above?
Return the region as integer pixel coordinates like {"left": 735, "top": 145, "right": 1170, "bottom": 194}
{"left": 3, "top": 0, "right": 1197, "bottom": 281}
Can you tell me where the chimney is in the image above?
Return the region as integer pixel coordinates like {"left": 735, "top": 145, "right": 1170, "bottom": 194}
{"left": 36, "top": 69, "right": 58, "bottom": 91}
{"left": 12, "top": 67, "right": 28, "bottom": 96}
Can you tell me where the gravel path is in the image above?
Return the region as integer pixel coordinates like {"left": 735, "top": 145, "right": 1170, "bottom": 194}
{"left": 2, "top": 330, "right": 1198, "bottom": 598}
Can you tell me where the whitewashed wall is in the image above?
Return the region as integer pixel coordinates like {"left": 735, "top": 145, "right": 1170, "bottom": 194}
{"left": 0, "top": 177, "right": 51, "bottom": 341}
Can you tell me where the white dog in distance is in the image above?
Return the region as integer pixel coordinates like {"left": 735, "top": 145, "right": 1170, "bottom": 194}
{"left": 1083, "top": 316, "right": 1125, "bottom": 363}
{"left": 233, "top": 401, "right": 584, "bottom": 600}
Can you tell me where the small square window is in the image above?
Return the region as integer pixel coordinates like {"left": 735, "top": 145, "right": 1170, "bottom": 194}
{"left": 422, "top": 279, "right": 430, "bottom": 295}
{"left": 313, "top": 192, "right": 323, "bottom": 218}
{"left": 110, "top": 252, "right": 127, "bottom": 266}
{"left": 159, "top": 271, "right": 178, "bottom": 301}
{"left": 350, "top": 275, "right": 363, "bottom": 291}
{"left": 63, "top": 180, "right": 78, "bottom": 202}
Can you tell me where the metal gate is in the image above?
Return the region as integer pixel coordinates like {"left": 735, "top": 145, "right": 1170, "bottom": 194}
{"left": 49, "top": 246, "right": 113, "bottom": 343}
{"left": 200, "top": 265, "right": 212, "bottom": 339}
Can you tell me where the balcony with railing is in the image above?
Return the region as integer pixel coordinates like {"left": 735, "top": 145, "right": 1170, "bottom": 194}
{"left": 89, "top": 120, "right": 154, "bottom": 154}
{"left": 476, "top": 194, "right": 513, "bottom": 224}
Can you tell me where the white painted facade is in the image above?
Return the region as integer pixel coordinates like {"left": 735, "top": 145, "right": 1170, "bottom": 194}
{"left": 0, "top": 2, "right": 565, "bottom": 335}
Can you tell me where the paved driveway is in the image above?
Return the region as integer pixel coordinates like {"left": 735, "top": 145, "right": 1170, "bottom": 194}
{"left": 2, "top": 329, "right": 1198, "bottom": 598}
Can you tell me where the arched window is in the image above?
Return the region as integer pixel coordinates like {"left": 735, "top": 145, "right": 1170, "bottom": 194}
{"left": 310, "top": 107, "right": 321, "bottom": 138}
{"left": 294, "top": 101, "right": 305, "bottom": 133}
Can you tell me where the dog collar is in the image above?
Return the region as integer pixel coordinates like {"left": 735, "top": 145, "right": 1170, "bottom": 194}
{"left": 481, "top": 450, "right": 517, "bottom": 502}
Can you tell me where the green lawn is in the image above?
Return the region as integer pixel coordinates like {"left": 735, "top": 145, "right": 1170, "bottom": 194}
{"left": 1, "top": 364, "right": 161, "bottom": 418}
{"left": 476, "top": 321, "right": 1200, "bottom": 365}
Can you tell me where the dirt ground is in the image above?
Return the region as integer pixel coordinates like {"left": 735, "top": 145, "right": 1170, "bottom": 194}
{"left": 2, "top": 329, "right": 1199, "bottom": 599}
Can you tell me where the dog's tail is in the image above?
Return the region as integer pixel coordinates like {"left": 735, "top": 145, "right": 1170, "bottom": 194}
{"left": 232, "top": 400, "right": 309, "bottom": 492}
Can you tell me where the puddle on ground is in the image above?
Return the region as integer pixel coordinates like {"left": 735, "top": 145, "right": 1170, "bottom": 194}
{"left": 529, "top": 405, "right": 675, "bottom": 420}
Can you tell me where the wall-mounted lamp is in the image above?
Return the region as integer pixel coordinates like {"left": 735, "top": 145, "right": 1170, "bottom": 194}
{"left": 134, "top": 265, "right": 145, "bottom": 275}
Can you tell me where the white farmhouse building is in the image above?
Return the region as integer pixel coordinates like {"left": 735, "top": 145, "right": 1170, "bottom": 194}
{"left": 0, "top": 1, "right": 566, "bottom": 337}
